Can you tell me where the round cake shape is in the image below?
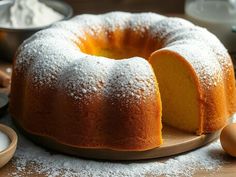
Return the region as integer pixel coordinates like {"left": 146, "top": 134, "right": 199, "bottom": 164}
{"left": 10, "top": 12, "right": 236, "bottom": 152}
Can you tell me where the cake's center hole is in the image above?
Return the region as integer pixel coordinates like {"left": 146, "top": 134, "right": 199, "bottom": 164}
{"left": 88, "top": 46, "right": 144, "bottom": 60}
{"left": 78, "top": 30, "right": 160, "bottom": 60}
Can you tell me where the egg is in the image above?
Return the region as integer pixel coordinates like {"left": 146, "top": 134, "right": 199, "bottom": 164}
{"left": 220, "top": 123, "right": 236, "bottom": 157}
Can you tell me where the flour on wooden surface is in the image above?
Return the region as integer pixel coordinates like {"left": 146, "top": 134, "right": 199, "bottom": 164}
{"left": 1, "top": 114, "right": 234, "bottom": 177}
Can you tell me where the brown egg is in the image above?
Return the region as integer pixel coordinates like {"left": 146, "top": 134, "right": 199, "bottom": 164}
{"left": 220, "top": 123, "right": 236, "bottom": 157}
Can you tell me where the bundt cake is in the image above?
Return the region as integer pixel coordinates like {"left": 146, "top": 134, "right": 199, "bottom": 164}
{"left": 10, "top": 12, "right": 236, "bottom": 151}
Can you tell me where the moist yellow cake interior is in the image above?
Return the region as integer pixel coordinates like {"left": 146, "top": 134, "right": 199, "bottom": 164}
{"left": 150, "top": 52, "right": 200, "bottom": 133}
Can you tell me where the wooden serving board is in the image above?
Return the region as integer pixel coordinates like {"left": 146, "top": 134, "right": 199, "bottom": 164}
{"left": 16, "top": 121, "right": 221, "bottom": 161}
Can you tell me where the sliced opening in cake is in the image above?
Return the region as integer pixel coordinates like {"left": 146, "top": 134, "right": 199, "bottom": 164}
{"left": 149, "top": 50, "right": 201, "bottom": 134}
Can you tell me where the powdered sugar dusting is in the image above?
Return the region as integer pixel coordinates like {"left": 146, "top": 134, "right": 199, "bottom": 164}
{"left": 29, "top": 40, "right": 78, "bottom": 88}
{"left": 105, "top": 57, "right": 157, "bottom": 101}
{"left": 163, "top": 41, "right": 223, "bottom": 89}
{"left": 1, "top": 114, "right": 234, "bottom": 177}
{"left": 164, "top": 26, "right": 231, "bottom": 73}
{"left": 150, "top": 17, "right": 194, "bottom": 42}
{"left": 58, "top": 56, "right": 156, "bottom": 103}
{"left": 15, "top": 12, "right": 165, "bottom": 103}
{"left": 14, "top": 11, "right": 231, "bottom": 95}
{"left": 15, "top": 27, "right": 79, "bottom": 74}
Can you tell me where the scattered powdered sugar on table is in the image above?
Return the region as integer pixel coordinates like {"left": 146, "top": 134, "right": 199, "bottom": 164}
{"left": 1, "top": 114, "right": 235, "bottom": 177}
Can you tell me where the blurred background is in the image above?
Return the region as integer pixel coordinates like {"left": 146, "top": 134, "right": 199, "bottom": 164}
{"left": 63, "top": 0, "right": 185, "bottom": 14}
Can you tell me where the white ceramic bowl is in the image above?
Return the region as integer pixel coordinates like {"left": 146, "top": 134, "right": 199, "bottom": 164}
{"left": 0, "top": 124, "right": 17, "bottom": 168}
{"left": 0, "top": 0, "right": 73, "bottom": 61}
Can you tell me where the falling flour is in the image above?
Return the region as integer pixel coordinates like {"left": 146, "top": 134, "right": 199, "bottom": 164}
{"left": 1, "top": 114, "right": 234, "bottom": 177}
{"left": 0, "top": 129, "right": 10, "bottom": 152}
